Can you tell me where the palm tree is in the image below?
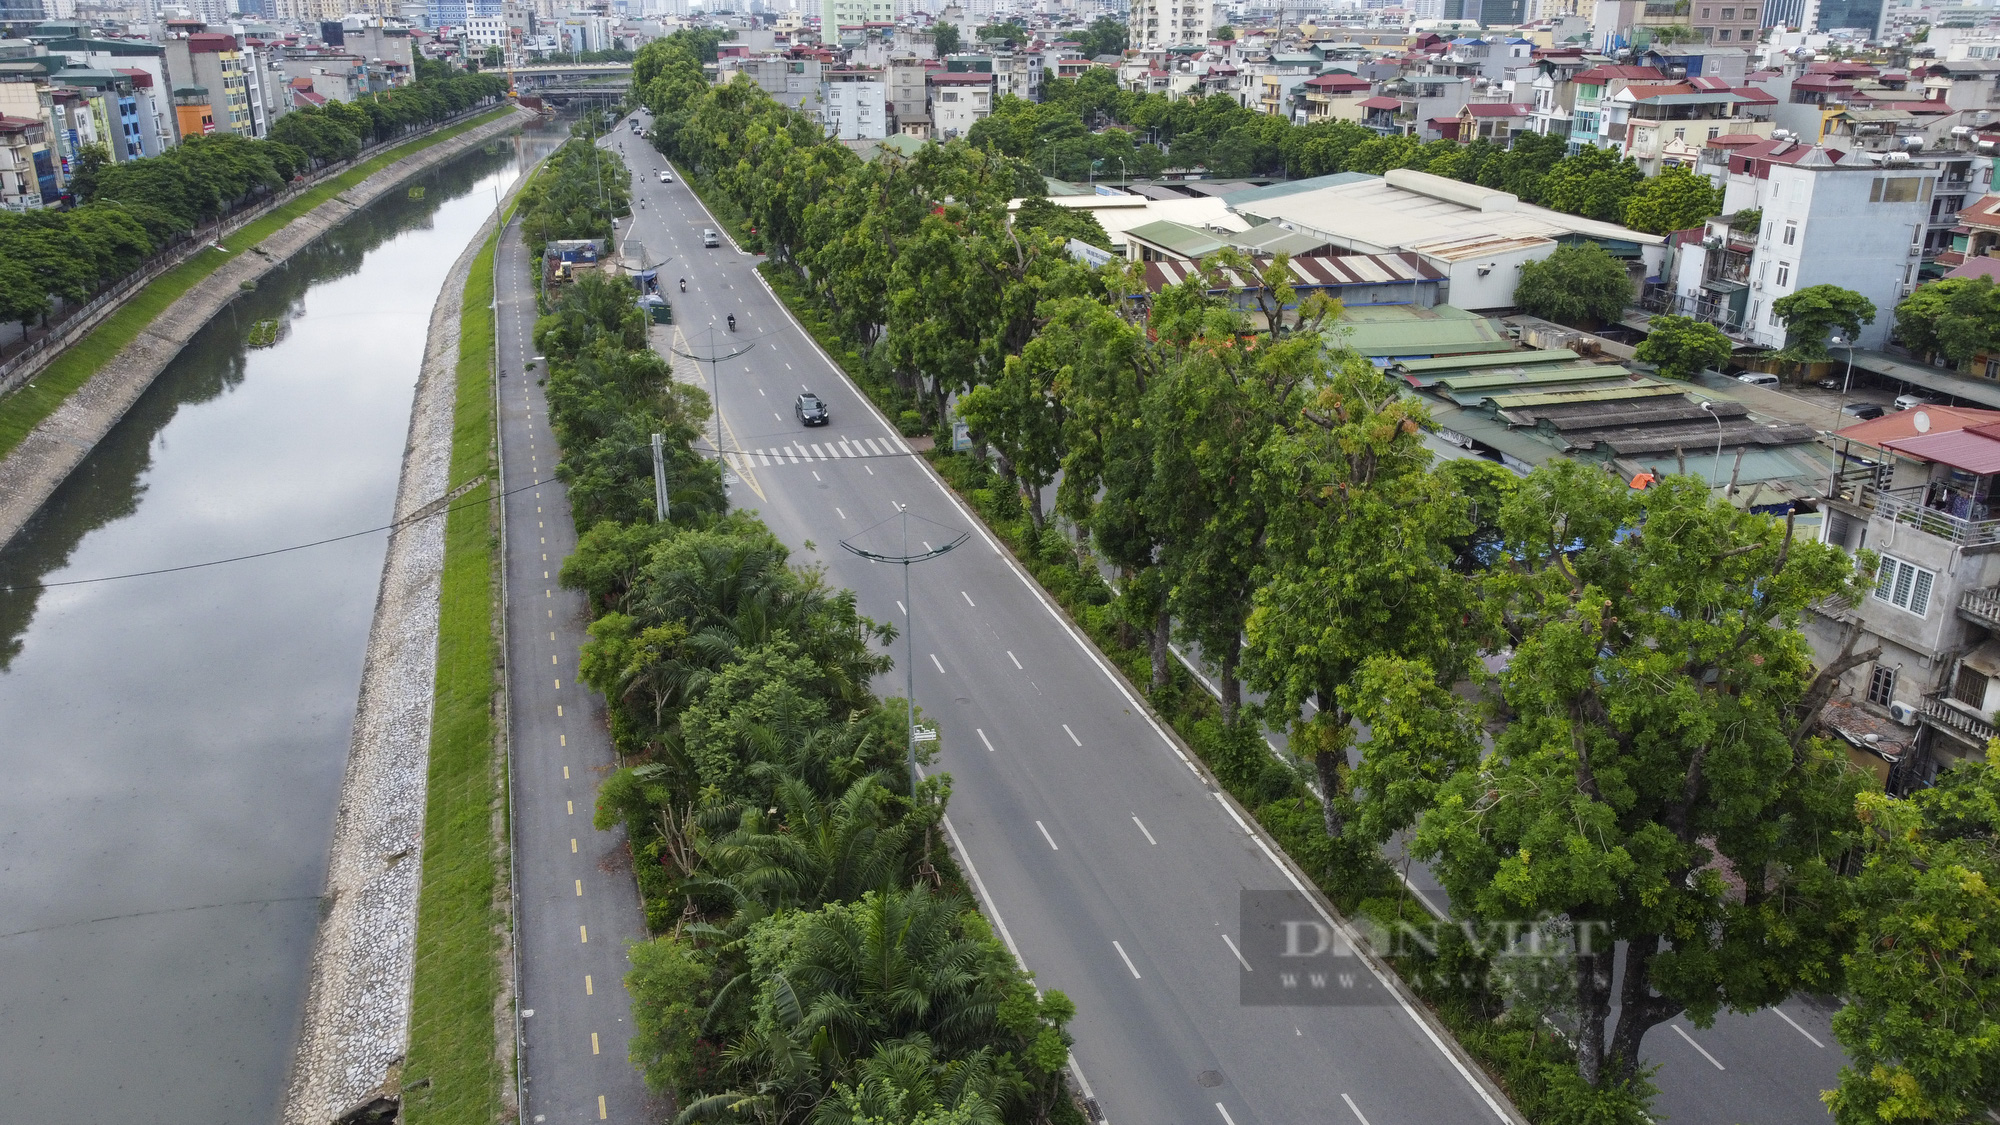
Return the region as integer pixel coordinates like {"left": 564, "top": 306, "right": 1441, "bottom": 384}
{"left": 699, "top": 775, "right": 916, "bottom": 913}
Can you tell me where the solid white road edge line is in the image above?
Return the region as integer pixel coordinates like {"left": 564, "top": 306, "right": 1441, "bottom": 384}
{"left": 747, "top": 229, "right": 1514, "bottom": 1125}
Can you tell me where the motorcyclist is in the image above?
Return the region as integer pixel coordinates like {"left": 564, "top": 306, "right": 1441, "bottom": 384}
{"left": 679, "top": 278, "right": 686, "bottom": 292}
{"left": 727, "top": 314, "right": 736, "bottom": 330}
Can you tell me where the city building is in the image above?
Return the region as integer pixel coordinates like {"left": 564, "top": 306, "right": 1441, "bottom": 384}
{"left": 1132, "top": 0, "right": 1214, "bottom": 50}
{"left": 0, "top": 112, "right": 53, "bottom": 209}
{"left": 926, "top": 68, "right": 991, "bottom": 136}
{"left": 164, "top": 31, "right": 251, "bottom": 135}
{"left": 821, "top": 65, "right": 885, "bottom": 138}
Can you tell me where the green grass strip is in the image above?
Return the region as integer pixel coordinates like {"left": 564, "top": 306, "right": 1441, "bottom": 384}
{"left": 402, "top": 211, "right": 505, "bottom": 1125}
{"left": 0, "top": 105, "right": 513, "bottom": 462}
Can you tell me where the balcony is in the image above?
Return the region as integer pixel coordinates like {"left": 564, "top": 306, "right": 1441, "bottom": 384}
{"left": 1866, "top": 484, "right": 2000, "bottom": 547}
{"left": 1921, "top": 691, "right": 1998, "bottom": 747}
{"left": 1963, "top": 586, "right": 2000, "bottom": 630}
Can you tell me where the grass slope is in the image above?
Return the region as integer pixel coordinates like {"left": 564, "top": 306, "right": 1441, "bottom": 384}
{"left": 0, "top": 106, "right": 513, "bottom": 462}
{"left": 401, "top": 216, "right": 505, "bottom": 1124}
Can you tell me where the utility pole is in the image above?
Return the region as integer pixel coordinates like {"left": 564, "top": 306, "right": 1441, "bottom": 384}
{"left": 668, "top": 324, "right": 754, "bottom": 481}
{"left": 840, "top": 507, "right": 968, "bottom": 794}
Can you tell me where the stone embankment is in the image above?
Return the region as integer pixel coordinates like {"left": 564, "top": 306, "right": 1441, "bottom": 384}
{"left": 0, "top": 105, "right": 534, "bottom": 551}
{"left": 279, "top": 168, "right": 516, "bottom": 1125}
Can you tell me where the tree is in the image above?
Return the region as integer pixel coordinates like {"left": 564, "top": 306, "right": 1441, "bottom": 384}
{"left": 1415, "top": 462, "right": 1873, "bottom": 1094}
{"left": 957, "top": 348, "right": 1066, "bottom": 530}
{"left": 1539, "top": 144, "right": 1644, "bottom": 222}
{"left": 1246, "top": 352, "right": 1482, "bottom": 850}
{"left": 1623, "top": 165, "right": 1723, "bottom": 234}
{"left": 933, "top": 21, "right": 961, "bottom": 54}
{"left": 1513, "top": 243, "right": 1634, "bottom": 327}
{"left": 1894, "top": 276, "right": 2000, "bottom": 367}
{"left": 1010, "top": 196, "right": 1111, "bottom": 250}
{"left": 1077, "top": 16, "right": 1129, "bottom": 57}
{"left": 1213, "top": 24, "right": 1237, "bottom": 39}
{"left": 1772, "top": 283, "right": 1876, "bottom": 364}
{"left": 1634, "top": 313, "right": 1734, "bottom": 379}
{"left": 66, "top": 142, "right": 111, "bottom": 203}
{"left": 1826, "top": 759, "right": 2000, "bottom": 1125}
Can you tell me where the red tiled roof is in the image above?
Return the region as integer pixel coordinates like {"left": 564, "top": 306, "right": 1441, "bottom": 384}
{"left": 0, "top": 114, "right": 40, "bottom": 130}
{"left": 187, "top": 32, "right": 238, "bottom": 53}
{"left": 1836, "top": 405, "right": 2000, "bottom": 444}
{"left": 1576, "top": 63, "right": 1662, "bottom": 84}
{"left": 1305, "top": 72, "right": 1369, "bottom": 88}
{"left": 1792, "top": 73, "right": 1854, "bottom": 89}
{"left": 1961, "top": 194, "right": 2000, "bottom": 230}
{"left": 1884, "top": 427, "right": 2000, "bottom": 474}
{"left": 1944, "top": 257, "right": 2000, "bottom": 282}
{"left": 1358, "top": 95, "right": 1402, "bottom": 109}
{"left": 1464, "top": 101, "right": 1531, "bottom": 116}
{"left": 1729, "top": 85, "right": 1777, "bottom": 104}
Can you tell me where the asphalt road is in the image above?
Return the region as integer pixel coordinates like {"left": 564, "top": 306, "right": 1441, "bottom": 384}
{"left": 600, "top": 117, "right": 1852, "bottom": 1125}
{"left": 608, "top": 125, "right": 1519, "bottom": 1125}
{"left": 497, "top": 208, "right": 661, "bottom": 1125}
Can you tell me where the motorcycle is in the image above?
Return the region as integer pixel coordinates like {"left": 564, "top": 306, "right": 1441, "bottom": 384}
{"left": 727, "top": 314, "right": 736, "bottom": 331}
{"left": 679, "top": 278, "right": 687, "bottom": 292}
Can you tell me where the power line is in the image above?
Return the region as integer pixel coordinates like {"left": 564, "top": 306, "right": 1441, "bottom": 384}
{"left": 2, "top": 479, "right": 545, "bottom": 594}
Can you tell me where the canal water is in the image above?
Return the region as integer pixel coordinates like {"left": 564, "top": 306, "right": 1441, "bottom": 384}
{"left": 0, "top": 118, "right": 566, "bottom": 1123}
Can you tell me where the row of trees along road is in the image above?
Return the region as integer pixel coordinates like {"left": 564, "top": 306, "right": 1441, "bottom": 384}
{"left": 630, "top": 30, "right": 2000, "bottom": 1124}
{"left": 0, "top": 64, "right": 506, "bottom": 332}
{"left": 530, "top": 271, "right": 1084, "bottom": 1125}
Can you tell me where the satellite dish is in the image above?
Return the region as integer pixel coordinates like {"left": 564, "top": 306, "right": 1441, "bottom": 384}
{"left": 1914, "top": 410, "right": 1931, "bottom": 433}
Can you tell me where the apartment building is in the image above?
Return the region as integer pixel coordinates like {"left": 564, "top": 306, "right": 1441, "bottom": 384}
{"left": 164, "top": 32, "right": 251, "bottom": 135}
{"left": 0, "top": 113, "right": 52, "bottom": 209}
{"left": 821, "top": 65, "right": 885, "bottom": 139}
{"left": 1132, "top": 0, "right": 1213, "bottom": 50}
{"left": 927, "top": 68, "right": 991, "bottom": 137}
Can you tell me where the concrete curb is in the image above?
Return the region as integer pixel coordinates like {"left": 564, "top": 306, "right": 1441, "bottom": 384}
{"left": 0, "top": 106, "right": 534, "bottom": 554}
{"left": 278, "top": 175, "right": 504, "bottom": 1125}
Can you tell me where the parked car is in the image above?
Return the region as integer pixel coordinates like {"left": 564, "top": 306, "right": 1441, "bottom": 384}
{"left": 1814, "top": 376, "right": 1844, "bottom": 390}
{"left": 796, "top": 392, "right": 829, "bottom": 426}
{"left": 1840, "top": 402, "right": 1887, "bottom": 420}
{"left": 702, "top": 228, "right": 719, "bottom": 248}
{"left": 1736, "top": 372, "right": 1780, "bottom": 387}
{"left": 1895, "top": 394, "right": 1932, "bottom": 411}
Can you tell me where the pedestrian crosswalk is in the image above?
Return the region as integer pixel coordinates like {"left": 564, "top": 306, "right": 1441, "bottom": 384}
{"left": 730, "top": 434, "right": 913, "bottom": 468}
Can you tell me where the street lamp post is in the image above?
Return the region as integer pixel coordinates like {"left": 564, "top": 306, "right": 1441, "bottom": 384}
{"left": 839, "top": 508, "right": 968, "bottom": 795}
{"left": 669, "top": 325, "right": 755, "bottom": 482}
{"left": 1700, "top": 400, "right": 1724, "bottom": 484}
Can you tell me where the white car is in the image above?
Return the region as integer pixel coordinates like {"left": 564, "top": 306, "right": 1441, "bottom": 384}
{"left": 1735, "top": 372, "right": 1779, "bottom": 387}
{"left": 659, "top": 169, "right": 673, "bottom": 183}
{"left": 1895, "top": 394, "right": 1932, "bottom": 411}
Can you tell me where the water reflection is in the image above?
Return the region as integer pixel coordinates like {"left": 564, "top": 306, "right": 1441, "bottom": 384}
{"left": 0, "top": 118, "right": 566, "bottom": 1125}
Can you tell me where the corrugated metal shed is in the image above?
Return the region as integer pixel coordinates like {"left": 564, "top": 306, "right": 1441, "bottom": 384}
{"left": 1393, "top": 348, "right": 1579, "bottom": 377}
{"left": 1882, "top": 428, "right": 2000, "bottom": 474}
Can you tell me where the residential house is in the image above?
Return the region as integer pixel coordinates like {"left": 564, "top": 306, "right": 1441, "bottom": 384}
{"left": 927, "top": 69, "right": 991, "bottom": 138}
{"left": 1688, "top": 0, "right": 1764, "bottom": 43}
{"left": 885, "top": 56, "right": 928, "bottom": 132}
{"left": 163, "top": 31, "right": 250, "bottom": 136}
{"left": 821, "top": 66, "right": 885, "bottom": 140}
{"left": 1446, "top": 101, "right": 1536, "bottom": 142}
{"left": 1131, "top": 0, "right": 1214, "bottom": 51}
{"left": 1941, "top": 191, "right": 2000, "bottom": 266}
{"left": 1290, "top": 70, "right": 1372, "bottom": 124}
{"left": 1813, "top": 409, "right": 2000, "bottom": 788}
{"left": 1668, "top": 145, "right": 1934, "bottom": 348}
{"left": 1567, "top": 63, "right": 1663, "bottom": 151}
{"left": 1614, "top": 79, "right": 1769, "bottom": 173}
{"left": 0, "top": 113, "right": 49, "bottom": 209}
{"left": 1362, "top": 73, "right": 1470, "bottom": 139}
{"left": 1633, "top": 43, "right": 1752, "bottom": 81}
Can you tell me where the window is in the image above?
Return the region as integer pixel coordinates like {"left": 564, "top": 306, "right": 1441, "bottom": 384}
{"left": 1783, "top": 220, "right": 1798, "bottom": 245}
{"left": 1868, "top": 664, "right": 1897, "bottom": 706}
{"left": 1722, "top": 6, "right": 1735, "bottom": 16}
{"left": 1875, "top": 555, "right": 1936, "bottom": 616}
{"left": 1988, "top": 358, "right": 2000, "bottom": 380}
{"left": 1776, "top": 261, "right": 1791, "bottom": 286}
{"left": 1709, "top": 126, "right": 1721, "bottom": 139}
{"left": 1719, "top": 28, "right": 1733, "bottom": 39}
{"left": 1871, "top": 176, "right": 1922, "bottom": 202}
{"left": 1701, "top": 5, "right": 1711, "bottom": 14}
{"left": 1745, "top": 5, "right": 1757, "bottom": 16}
{"left": 1674, "top": 126, "right": 1686, "bottom": 139}
{"left": 1954, "top": 662, "right": 1989, "bottom": 707}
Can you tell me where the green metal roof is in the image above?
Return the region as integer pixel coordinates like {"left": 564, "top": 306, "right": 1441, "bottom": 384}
{"left": 1326, "top": 303, "right": 1510, "bottom": 357}
{"left": 1125, "top": 219, "right": 1229, "bottom": 258}
{"left": 1431, "top": 364, "right": 1647, "bottom": 392}
{"left": 1481, "top": 384, "right": 1688, "bottom": 410}
{"left": 1393, "top": 348, "right": 1578, "bottom": 375}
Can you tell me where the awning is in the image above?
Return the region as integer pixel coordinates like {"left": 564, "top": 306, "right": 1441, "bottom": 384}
{"left": 1964, "top": 639, "right": 2000, "bottom": 678}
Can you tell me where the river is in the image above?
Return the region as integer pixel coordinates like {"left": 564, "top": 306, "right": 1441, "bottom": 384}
{"left": 0, "top": 117, "right": 566, "bottom": 1123}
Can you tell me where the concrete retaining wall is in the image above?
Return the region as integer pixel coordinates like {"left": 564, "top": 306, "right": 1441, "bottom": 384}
{"left": 0, "top": 106, "right": 535, "bottom": 553}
